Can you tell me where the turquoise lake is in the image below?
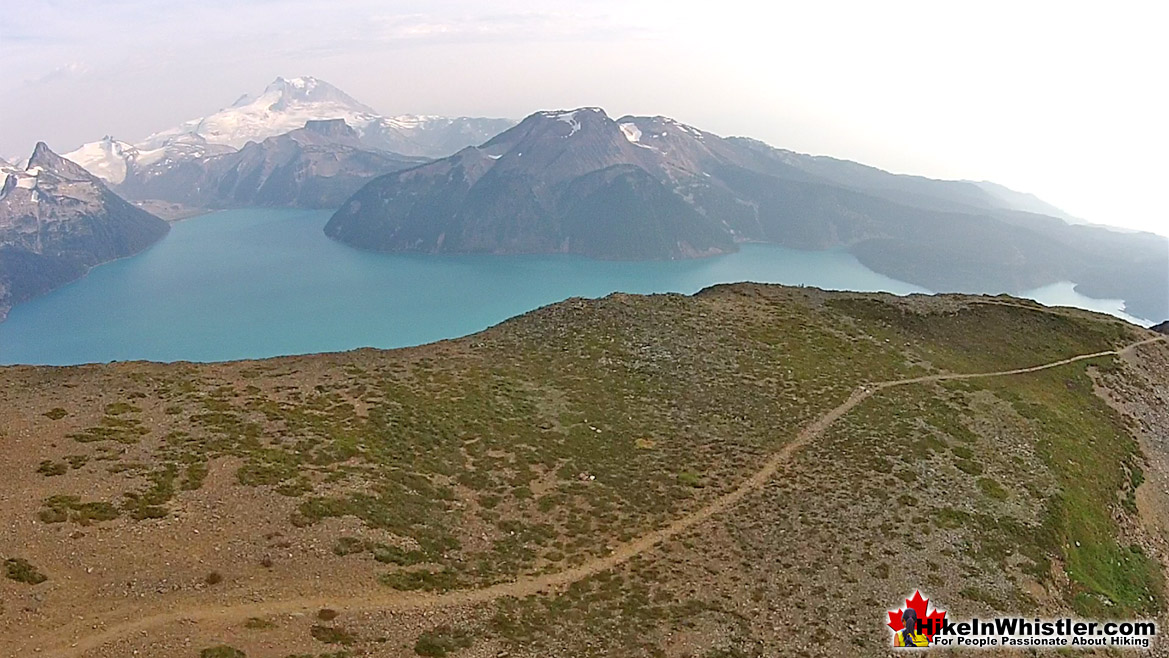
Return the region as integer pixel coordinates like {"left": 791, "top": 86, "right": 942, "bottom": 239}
{"left": 0, "top": 209, "right": 1146, "bottom": 365}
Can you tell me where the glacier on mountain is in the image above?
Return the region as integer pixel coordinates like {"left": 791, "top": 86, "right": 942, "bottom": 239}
{"left": 64, "top": 76, "right": 515, "bottom": 185}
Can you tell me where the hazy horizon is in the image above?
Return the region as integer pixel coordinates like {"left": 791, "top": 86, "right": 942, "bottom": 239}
{"left": 3, "top": 0, "right": 1166, "bottom": 236}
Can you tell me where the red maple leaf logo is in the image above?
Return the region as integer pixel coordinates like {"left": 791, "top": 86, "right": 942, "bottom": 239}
{"left": 888, "top": 591, "right": 947, "bottom": 641}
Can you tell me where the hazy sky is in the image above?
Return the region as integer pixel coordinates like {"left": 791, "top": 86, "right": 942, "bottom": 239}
{"left": 2, "top": 0, "right": 1165, "bottom": 235}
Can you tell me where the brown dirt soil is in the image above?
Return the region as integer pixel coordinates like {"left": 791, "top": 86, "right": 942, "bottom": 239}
{"left": 2, "top": 287, "right": 1166, "bottom": 658}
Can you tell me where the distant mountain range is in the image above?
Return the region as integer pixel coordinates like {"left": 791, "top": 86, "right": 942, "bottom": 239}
{"left": 326, "top": 107, "right": 1168, "bottom": 321}
{"left": 4, "top": 85, "right": 1165, "bottom": 325}
{"left": 63, "top": 76, "right": 514, "bottom": 208}
{"left": 137, "top": 76, "right": 515, "bottom": 157}
{"left": 69, "top": 76, "right": 514, "bottom": 161}
{"left": 116, "top": 118, "right": 427, "bottom": 210}
{"left": 0, "top": 144, "right": 169, "bottom": 320}
{"left": 0, "top": 76, "right": 515, "bottom": 320}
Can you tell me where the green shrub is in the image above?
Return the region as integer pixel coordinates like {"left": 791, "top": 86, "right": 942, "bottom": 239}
{"left": 379, "top": 568, "right": 460, "bottom": 591}
{"left": 311, "top": 625, "right": 357, "bottom": 645}
{"left": 5, "top": 557, "right": 48, "bottom": 585}
{"left": 200, "top": 646, "right": 246, "bottom": 658}
{"left": 955, "top": 459, "right": 984, "bottom": 476}
{"left": 977, "top": 477, "right": 1008, "bottom": 500}
{"left": 39, "top": 496, "right": 119, "bottom": 525}
{"left": 371, "top": 543, "right": 424, "bottom": 566}
{"left": 37, "top": 460, "right": 68, "bottom": 476}
{"left": 104, "top": 402, "right": 141, "bottom": 415}
{"left": 414, "top": 625, "right": 472, "bottom": 657}
{"left": 333, "top": 536, "right": 365, "bottom": 556}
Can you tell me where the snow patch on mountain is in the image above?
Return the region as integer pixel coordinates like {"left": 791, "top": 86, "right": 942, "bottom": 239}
{"left": 63, "top": 137, "right": 138, "bottom": 184}
{"left": 556, "top": 111, "right": 581, "bottom": 137}
{"left": 619, "top": 122, "right": 657, "bottom": 151}
{"left": 64, "top": 132, "right": 236, "bottom": 186}
{"left": 661, "top": 117, "right": 705, "bottom": 138}
{"left": 60, "top": 76, "right": 516, "bottom": 184}
{"left": 140, "top": 76, "right": 379, "bottom": 150}
{"left": 1, "top": 161, "right": 44, "bottom": 200}
{"left": 133, "top": 76, "right": 513, "bottom": 158}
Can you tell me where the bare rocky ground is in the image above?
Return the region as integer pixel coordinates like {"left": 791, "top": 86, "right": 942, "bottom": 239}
{"left": 1, "top": 284, "right": 1166, "bottom": 657}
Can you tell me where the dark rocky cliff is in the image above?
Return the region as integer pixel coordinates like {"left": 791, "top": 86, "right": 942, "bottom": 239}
{"left": 0, "top": 144, "right": 169, "bottom": 320}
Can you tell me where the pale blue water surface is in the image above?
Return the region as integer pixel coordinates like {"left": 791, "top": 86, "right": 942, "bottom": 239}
{"left": 0, "top": 209, "right": 1140, "bottom": 365}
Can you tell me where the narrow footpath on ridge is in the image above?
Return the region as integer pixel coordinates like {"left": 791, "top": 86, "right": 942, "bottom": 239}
{"left": 35, "top": 333, "right": 1168, "bottom": 658}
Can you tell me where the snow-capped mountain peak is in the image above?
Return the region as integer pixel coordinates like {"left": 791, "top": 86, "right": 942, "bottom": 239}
{"left": 64, "top": 76, "right": 516, "bottom": 185}
{"left": 128, "top": 75, "right": 512, "bottom": 157}
{"left": 139, "top": 75, "right": 382, "bottom": 151}
{"left": 2, "top": 143, "right": 106, "bottom": 204}
{"left": 63, "top": 136, "right": 138, "bottom": 185}
{"left": 237, "top": 76, "right": 378, "bottom": 115}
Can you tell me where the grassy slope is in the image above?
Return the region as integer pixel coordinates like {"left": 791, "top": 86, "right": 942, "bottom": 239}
{"left": 479, "top": 293, "right": 1164, "bottom": 657}
{"left": 824, "top": 296, "right": 1157, "bottom": 617}
{"left": 0, "top": 285, "right": 1164, "bottom": 656}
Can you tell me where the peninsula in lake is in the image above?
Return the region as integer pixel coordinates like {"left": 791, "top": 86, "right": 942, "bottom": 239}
{"left": 326, "top": 107, "right": 1168, "bottom": 322}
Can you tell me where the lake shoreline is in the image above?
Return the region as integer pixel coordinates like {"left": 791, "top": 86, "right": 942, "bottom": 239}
{"left": 0, "top": 208, "right": 1150, "bottom": 366}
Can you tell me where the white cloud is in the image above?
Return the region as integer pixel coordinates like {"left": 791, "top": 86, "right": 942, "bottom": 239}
{"left": 22, "top": 62, "right": 91, "bottom": 86}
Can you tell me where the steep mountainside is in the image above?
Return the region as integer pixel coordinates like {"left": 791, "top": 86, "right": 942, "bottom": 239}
{"left": 1, "top": 285, "right": 1166, "bottom": 656}
{"left": 0, "top": 144, "right": 169, "bottom": 320}
{"left": 327, "top": 107, "right": 1168, "bottom": 321}
{"left": 116, "top": 119, "right": 426, "bottom": 209}
{"left": 326, "top": 109, "right": 737, "bottom": 258}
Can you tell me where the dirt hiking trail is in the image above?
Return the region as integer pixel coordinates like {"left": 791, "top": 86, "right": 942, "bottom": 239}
{"left": 34, "top": 334, "right": 1167, "bottom": 658}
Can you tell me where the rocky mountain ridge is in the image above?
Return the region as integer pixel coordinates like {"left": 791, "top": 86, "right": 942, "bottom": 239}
{"left": 116, "top": 119, "right": 426, "bottom": 209}
{"left": 0, "top": 144, "right": 169, "bottom": 320}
